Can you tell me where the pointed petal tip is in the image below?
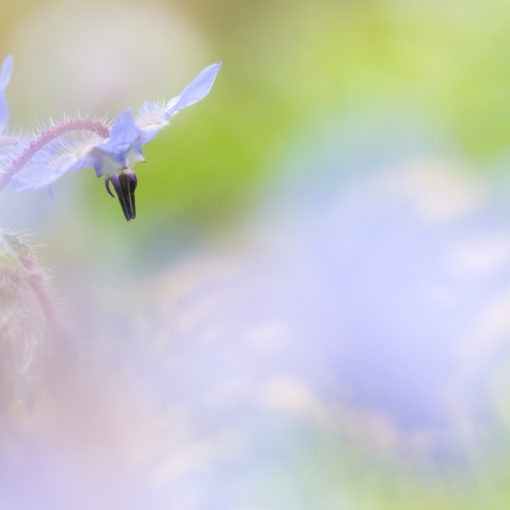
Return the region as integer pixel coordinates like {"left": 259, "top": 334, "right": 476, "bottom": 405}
{"left": 205, "top": 61, "right": 222, "bottom": 78}
{"left": 163, "top": 60, "right": 222, "bottom": 117}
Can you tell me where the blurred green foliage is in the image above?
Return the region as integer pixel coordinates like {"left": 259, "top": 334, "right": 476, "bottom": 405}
{"left": 4, "top": 0, "right": 510, "bottom": 227}
{"left": 96, "top": 0, "right": 510, "bottom": 227}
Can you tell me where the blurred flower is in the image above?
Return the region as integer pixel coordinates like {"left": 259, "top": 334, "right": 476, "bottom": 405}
{"left": 0, "top": 55, "right": 13, "bottom": 133}
{"left": 50, "top": 150, "right": 510, "bottom": 509}
{"left": 95, "top": 120, "right": 510, "bottom": 468}
{"left": 1, "top": 62, "right": 221, "bottom": 220}
{"left": 0, "top": 232, "right": 58, "bottom": 410}
{"left": 0, "top": 55, "right": 23, "bottom": 164}
{"left": 4, "top": 115, "right": 510, "bottom": 509}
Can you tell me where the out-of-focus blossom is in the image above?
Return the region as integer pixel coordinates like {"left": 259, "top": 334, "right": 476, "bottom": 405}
{"left": 0, "top": 55, "right": 23, "bottom": 164}
{"left": 0, "top": 55, "right": 13, "bottom": 133}
{"left": 37, "top": 128, "right": 510, "bottom": 509}
{"left": 0, "top": 232, "right": 58, "bottom": 409}
{"left": 1, "top": 62, "right": 221, "bottom": 221}
{"left": 5, "top": 117, "right": 510, "bottom": 509}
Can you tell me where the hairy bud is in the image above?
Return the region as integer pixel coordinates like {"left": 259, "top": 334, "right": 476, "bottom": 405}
{"left": 0, "top": 232, "right": 56, "bottom": 410}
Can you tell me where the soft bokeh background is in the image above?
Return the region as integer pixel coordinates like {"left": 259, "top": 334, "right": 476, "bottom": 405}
{"left": 3, "top": 0, "right": 510, "bottom": 508}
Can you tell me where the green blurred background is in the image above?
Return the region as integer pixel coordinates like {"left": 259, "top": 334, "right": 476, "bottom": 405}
{"left": 3, "top": 0, "right": 510, "bottom": 232}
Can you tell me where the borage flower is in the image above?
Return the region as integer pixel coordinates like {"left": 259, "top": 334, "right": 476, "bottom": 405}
{"left": 0, "top": 62, "right": 221, "bottom": 221}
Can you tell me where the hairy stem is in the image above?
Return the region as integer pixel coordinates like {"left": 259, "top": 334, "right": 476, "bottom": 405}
{"left": 27, "top": 275, "right": 59, "bottom": 331}
{"left": 0, "top": 118, "right": 111, "bottom": 191}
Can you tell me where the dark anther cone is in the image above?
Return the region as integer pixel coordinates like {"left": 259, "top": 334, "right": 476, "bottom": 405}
{"left": 109, "top": 173, "right": 137, "bottom": 221}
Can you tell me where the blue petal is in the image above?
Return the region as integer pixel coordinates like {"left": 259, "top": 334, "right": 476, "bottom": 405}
{"left": 0, "top": 138, "right": 29, "bottom": 164}
{"left": 135, "top": 101, "right": 165, "bottom": 146}
{"left": 135, "top": 63, "right": 222, "bottom": 147}
{"left": 109, "top": 110, "right": 140, "bottom": 146}
{"left": 96, "top": 110, "right": 142, "bottom": 164}
{"left": 0, "top": 56, "right": 13, "bottom": 91}
{"left": 0, "top": 144, "right": 15, "bottom": 162}
{"left": 0, "top": 92, "right": 8, "bottom": 132}
{"left": 137, "top": 126, "right": 162, "bottom": 147}
{"left": 11, "top": 152, "right": 98, "bottom": 191}
{"left": 164, "top": 62, "right": 222, "bottom": 118}
{"left": 11, "top": 162, "right": 73, "bottom": 191}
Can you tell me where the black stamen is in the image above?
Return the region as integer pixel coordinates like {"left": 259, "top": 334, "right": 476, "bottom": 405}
{"left": 105, "top": 177, "right": 115, "bottom": 198}
{"left": 111, "top": 173, "right": 137, "bottom": 221}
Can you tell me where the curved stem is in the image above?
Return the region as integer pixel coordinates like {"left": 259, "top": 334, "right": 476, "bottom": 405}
{"left": 27, "top": 275, "right": 59, "bottom": 331}
{"left": 0, "top": 118, "right": 111, "bottom": 191}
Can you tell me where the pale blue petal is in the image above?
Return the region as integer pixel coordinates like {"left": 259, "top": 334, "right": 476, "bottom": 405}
{"left": 0, "top": 56, "right": 13, "bottom": 91}
{"left": 0, "top": 138, "right": 28, "bottom": 163}
{"left": 135, "top": 63, "right": 221, "bottom": 147}
{"left": 96, "top": 109, "right": 142, "bottom": 165}
{"left": 11, "top": 152, "right": 97, "bottom": 191}
{"left": 11, "top": 162, "right": 73, "bottom": 191}
{"left": 133, "top": 146, "right": 145, "bottom": 160}
{"left": 30, "top": 138, "right": 64, "bottom": 163}
{"left": 0, "top": 92, "right": 8, "bottom": 132}
{"left": 164, "top": 62, "right": 222, "bottom": 118}
{"left": 0, "top": 146, "right": 13, "bottom": 162}
{"left": 109, "top": 110, "right": 140, "bottom": 145}
{"left": 138, "top": 126, "right": 163, "bottom": 146}
{"left": 136, "top": 101, "right": 165, "bottom": 146}
{"left": 66, "top": 152, "right": 99, "bottom": 173}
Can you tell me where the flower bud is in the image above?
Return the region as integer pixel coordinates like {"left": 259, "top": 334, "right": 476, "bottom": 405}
{"left": 0, "top": 232, "right": 54, "bottom": 410}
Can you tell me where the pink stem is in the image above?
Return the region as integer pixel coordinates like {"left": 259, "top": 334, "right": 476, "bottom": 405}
{"left": 26, "top": 274, "right": 73, "bottom": 350}
{"left": 27, "top": 275, "right": 59, "bottom": 331}
{"left": 0, "top": 118, "right": 111, "bottom": 191}
{"left": 3, "top": 236, "right": 69, "bottom": 343}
